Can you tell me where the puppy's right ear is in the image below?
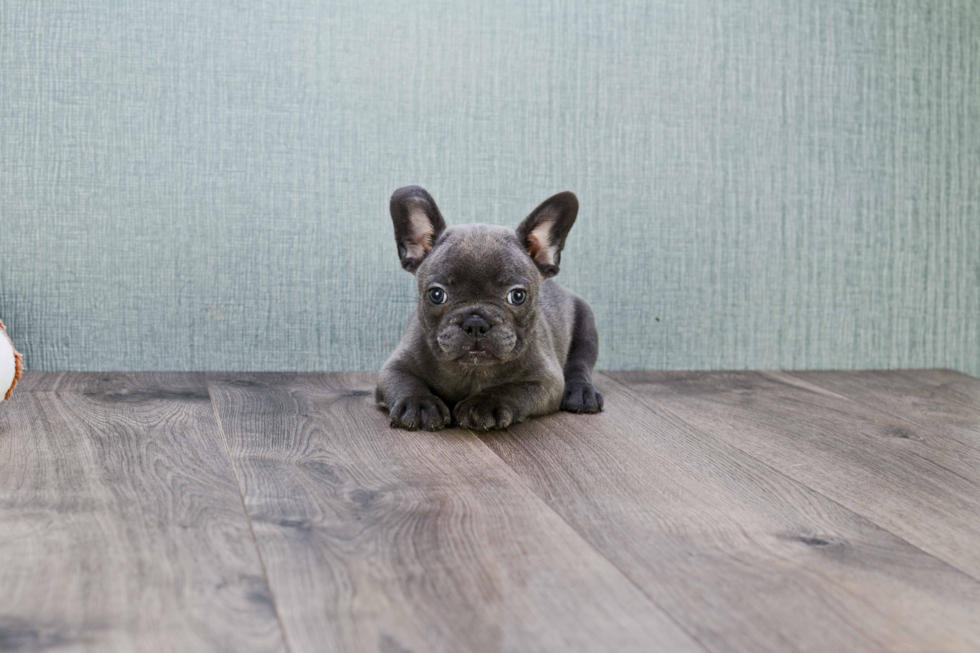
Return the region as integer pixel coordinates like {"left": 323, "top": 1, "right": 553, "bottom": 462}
{"left": 389, "top": 186, "right": 447, "bottom": 273}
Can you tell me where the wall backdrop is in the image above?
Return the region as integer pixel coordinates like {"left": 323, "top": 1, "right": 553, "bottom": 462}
{"left": 1, "top": 0, "right": 978, "bottom": 374}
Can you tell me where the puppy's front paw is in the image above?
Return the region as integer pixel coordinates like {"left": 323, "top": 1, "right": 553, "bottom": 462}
{"left": 454, "top": 394, "right": 519, "bottom": 431}
{"left": 561, "top": 382, "right": 604, "bottom": 414}
{"left": 388, "top": 395, "right": 451, "bottom": 431}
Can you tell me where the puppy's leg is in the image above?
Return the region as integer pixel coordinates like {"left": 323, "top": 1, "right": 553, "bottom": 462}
{"left": 454, "top": 380, "right": 562, "bottom": 431}
{"left": 561, "top": 297, "right": 604, "bottom": 414}
{"left": 377, "top": 366, "right": 451, "bottom": 432}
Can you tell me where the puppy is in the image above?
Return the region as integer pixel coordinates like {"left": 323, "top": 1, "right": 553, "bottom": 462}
{"left": 377, "top": 186, "right": 603, "bottom": 431}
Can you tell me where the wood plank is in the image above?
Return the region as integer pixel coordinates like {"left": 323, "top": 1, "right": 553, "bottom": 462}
{"left": 0, "top": 373, "right": 286, "bottom": 653}
{"left": 207, "top": 372, "right": 701, "bottom": 653}
{"left": 7, "top": 370, "right": 64, "bottom": 392}
{"left": 787, "top": 370, "right": 980, "bottom": 451}
{"left": 481, "top": 374, "right": 980, "bottom": 653}
{"left": 609, "top": 370, "right": 980, "bottom": 581}
{"left": 890, "top": 369, "right": 980, "bottom": 411}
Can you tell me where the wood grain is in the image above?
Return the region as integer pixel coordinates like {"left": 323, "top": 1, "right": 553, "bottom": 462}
{"left": 899, "top": 369, "right": 980, "bottom": 408}
{"left": 207, "top": 372, "right": 701, "bottom": 653}
{"left": 0, "top": 373, "right": 286, "bottom": 653}
{"left": 609, "top": 370, "right": 980, "bottom": 582}
{"left": 481, "top": 374, "right": 980, "bottom": 653}
{"left": 786, "top": 370, "right": 980, "bottom": 451}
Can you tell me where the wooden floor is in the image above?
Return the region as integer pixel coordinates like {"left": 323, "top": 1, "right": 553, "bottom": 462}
{"left": 2, "top": 371, "right": 979, "bottom": 653}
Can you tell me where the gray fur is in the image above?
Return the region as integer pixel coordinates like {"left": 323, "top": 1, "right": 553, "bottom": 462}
{"left": 377, "top": 186, "right": 603, "bottom": 431}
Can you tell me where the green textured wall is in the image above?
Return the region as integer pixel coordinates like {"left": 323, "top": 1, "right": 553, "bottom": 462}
{"left": 1, "top": 1, "right": 977, "bottom": 374}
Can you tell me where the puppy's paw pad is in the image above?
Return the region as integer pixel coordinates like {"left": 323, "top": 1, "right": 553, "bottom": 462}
{"left": 389, "top": 395, "right": 451, "bottom": 431}
{"left": 454, "top": 395, "right": 517, "bottom": 431}
{"left": 561, "top": 383, "right": 604, "bottom": 414}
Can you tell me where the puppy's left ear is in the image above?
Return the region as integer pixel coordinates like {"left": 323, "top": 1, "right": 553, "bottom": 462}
{"left": 515, "top": 191, "right": 578, "bottom": 278}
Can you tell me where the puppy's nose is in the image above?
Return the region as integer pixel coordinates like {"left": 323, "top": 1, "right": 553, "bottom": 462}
{"left": 461, "top": 314, "right": 491, "bottom": 337}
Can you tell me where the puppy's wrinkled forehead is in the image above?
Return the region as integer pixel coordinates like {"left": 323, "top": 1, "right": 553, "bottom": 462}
{"left": 419, "top": 224, "right": 537, "bottom": 285}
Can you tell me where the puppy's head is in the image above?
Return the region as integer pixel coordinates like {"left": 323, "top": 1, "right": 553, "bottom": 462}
{"left": 390, "top": 186, "right": 578, "bottom": 366}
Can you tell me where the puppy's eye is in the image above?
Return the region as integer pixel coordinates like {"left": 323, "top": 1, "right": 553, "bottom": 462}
{"left": 507, "top": 289, "right": 527, "bottom": 305}
{"left": 428, "top": 288, "right": 447, "bottom": 304}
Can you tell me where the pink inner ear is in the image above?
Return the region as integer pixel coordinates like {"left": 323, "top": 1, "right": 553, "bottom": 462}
{"left": 527, "top": 221, "right": 555, "bottom": 266}
{"left": 404, "top": 206, "right": 435, "bottom": 259}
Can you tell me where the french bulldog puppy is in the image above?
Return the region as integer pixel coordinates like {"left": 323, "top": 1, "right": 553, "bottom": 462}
{"left": 377, "top": 186, "right": 603, "bottom": 431}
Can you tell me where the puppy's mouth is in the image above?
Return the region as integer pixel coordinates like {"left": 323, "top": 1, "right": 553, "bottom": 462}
{"left": 456, "top": 349, "right": 499, "bottom": 366}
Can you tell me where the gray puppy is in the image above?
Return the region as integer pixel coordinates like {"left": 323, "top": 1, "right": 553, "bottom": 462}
{"left": 377, "top": 186, "right": 603, "bottom": 431}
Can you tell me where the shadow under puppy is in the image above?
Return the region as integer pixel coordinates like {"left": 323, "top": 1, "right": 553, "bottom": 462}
{"left": 377, "top": 186, "right": 603, "bottom": 431}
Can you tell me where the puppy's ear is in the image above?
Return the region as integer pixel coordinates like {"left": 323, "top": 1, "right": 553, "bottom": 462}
{"left": 515, "top": 191, "right": 578, "bottom": 278}
{"left": 389, "top": 186, "right": 447, "bottom": 273}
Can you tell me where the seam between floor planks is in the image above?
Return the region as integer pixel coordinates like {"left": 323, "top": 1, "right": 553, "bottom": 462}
{"left": 207, "top": 380, "right": 297, "bottom": 653}
{"left": 598, "top": 371, "right": 980, "bottom": 585}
